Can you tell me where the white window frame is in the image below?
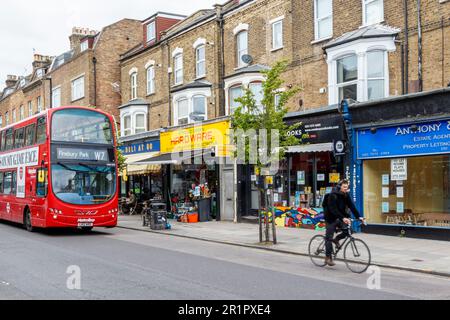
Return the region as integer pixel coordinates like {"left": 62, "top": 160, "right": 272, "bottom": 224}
{"left": 12, "top": 109, "right": 16, "bottom": 123}
{"left": 146, "top": 21, "right": 156, "bottom": 43}
{"left": 336, "top": 54, "right": 359, "bottom": 102}
{"left": 19, "top": 105, "right": 24, "bottom": 120}
{"left": 146, "top": 65, "right": 155, "bottom": 95}
{"left": 314, "top": 0, "right": 333, "bottom": 41}
{"left": 5, "top": 112, "right": 9, "bottom": 126}
{"left": 80, "top": 40, "right": 88, "bottom": 52}
{"left": 271, "top": 17, "right": 284, "bottom": 51}
{"left": 236, "top": 31, "right": 249, "bottom": 68}
{"left": 362, "top": 0, "right": 384, "bottom": 26}
{"left": 37, "top": 96, "right": 42, "bottom": 113}
{"left": 248, "top": 82, "right": 264, "bottom": 114}
{"left": 71, "top": 75, "right": 85, "bottom": 102}
{"left": 123, "top": 114, "right": 132, "bottom": 137}
{"left": 366, "top": 50, "right": 387, "bottom": 101}
{"left": 192, "top": 95, "right": 207, "bottom": 122}
{"left": 52, "top": 86, "right": 61, "bottom": 108}
{"left": 195, "top": 45, "right": 206, "bottom": 79}
{"left": 28, "top": 101, "right": 33, "bottom": 117}
{"left": 224, "top": 73, "right": 265, "bottom": 116}
{"left": 130, "top": 72, "right": 138, "bottom": 100}
{"left": 134, "top": 113, "right": 147, "bottom": 134}
{"left": 228, "top": 85, "right": 244, "bottom": 115}
{"left": 0, "top": 116, "right": 2, "bottom": 128}
{"left": 174, "top": 53, "right": 184, "bottom": 86}
{"left": 175, "top": 98, "right": 189, "bottom": 126}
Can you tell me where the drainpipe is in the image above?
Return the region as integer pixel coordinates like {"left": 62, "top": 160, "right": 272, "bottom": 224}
{"left": 403, "top": 0, "right": 409, "bottom": 94}
{"left": 218, "top": 8, "right": 226, "bottom": 117}
{"left": 417, "top": 0, "right": 423, "bottom": 92}
{"left": 93, "top": 56, "right": 97, "bottom": 107}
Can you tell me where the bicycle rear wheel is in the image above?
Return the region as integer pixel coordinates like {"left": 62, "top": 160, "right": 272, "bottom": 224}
{"left": 344, "top": 238, "right": 371, "bottom": 274}
{"left": 309, "top": 235, "right": 327, "bottom": 267}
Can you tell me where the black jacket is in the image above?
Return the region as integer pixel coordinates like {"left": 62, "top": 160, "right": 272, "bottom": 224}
{"left": 324, "top": 189, "right": 361, "bottom": 224}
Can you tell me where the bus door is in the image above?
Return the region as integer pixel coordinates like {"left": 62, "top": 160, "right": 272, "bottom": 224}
{"left": 30, "top": 168, "right": 48, "bottom": 224}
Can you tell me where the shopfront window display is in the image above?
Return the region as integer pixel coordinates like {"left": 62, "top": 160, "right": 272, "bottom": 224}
{"left": 363, "top": 155, "right": 450, "bottom": 228}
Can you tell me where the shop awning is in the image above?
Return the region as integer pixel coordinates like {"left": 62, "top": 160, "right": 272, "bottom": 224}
{"left": 286, "top": 143, "right": 334, "bottom": 153}
{"left": 124, "top": 152, "right": 162, "bottom": 175}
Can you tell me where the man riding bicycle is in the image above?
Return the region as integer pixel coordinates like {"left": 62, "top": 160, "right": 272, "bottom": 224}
{"left": 323, "top": 180, "right": 365, "bottom": 267}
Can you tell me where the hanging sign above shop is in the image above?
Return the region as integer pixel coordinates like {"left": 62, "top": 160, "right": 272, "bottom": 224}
{"left": 357, "top": 120, "right": 450, "bottom": 159}
{"left": 285, "top": 113, "right": 345, "bottom": 145}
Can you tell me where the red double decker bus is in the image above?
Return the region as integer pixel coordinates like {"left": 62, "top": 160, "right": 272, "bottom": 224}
{"left": 0, "top": 106, "right": 119, "bottom": 232}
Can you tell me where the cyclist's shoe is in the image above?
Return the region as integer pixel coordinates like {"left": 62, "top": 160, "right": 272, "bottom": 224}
{"left": 325, "top": 257, "right": 336, "bottom": 267}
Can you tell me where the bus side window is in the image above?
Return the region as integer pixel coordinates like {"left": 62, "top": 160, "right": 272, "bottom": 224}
{"left": 0, "top": 172, "right": 3, "bottom": 194}
{"left": 25, "top": 124, "right": 36, "bottom": 146}
{"left": 36, "top": 168, "right": 48, "bottom": 198}
{"left": 14, "top": 128, "right": 25, "bottom": 149}
{"left": 36, "top": 117, "right": 47, "bottom": 145}
{"left": 3, "top": 172, "right": 12, "bottom": 194}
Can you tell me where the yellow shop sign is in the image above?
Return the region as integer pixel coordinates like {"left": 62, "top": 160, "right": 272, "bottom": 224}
{"left": 161, "top": 121, "right": 231, "bottom": 156}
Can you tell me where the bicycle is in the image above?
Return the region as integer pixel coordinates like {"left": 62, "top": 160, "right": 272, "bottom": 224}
{"left": 308, "top": 219, "right": 372, "bottom": 274}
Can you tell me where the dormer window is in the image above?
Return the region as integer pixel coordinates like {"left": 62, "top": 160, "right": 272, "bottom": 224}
{"left": 80, "top": 40, "right": 89, "bottom": 52}
{"left": 19, "top": 78, "right": 26, "bottom": 87}
{"left": 146, "top": 21, "right": 156, "bottom": 43}
{"left": 36, "top": 69, "right": 44, "bottom": 78}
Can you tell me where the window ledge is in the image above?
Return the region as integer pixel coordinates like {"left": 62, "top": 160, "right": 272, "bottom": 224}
{"left": 271, "top": 46, "right": 284, "bottom": 52}
{"left": 71, "top": 96, "right": 85, "bottom": 103}
{"left": 172, "top": 82, "right": 184, "bottom": 88}
{"left": 311, "top": 36, "right": 333, "bottom": 45}
{"left": 234, "top": 65, "right": 249, "bottom": 71}
{"left": 195, "top": 75, "right": 207, "bottom": 81}
{"left": 359, "top": 21, "right": 385, "bottom": 29}
{"left": 146, "top": 92, "right": 155, "bottom": 97}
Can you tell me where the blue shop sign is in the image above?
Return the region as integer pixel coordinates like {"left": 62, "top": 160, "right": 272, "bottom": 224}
{"left": 119, "top": 140, "right": 161, "bottom": 155}
{"left": 357, "top": 120, "right": 450, "bottom": 159}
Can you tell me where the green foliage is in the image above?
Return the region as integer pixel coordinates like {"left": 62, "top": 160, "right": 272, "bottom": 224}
{"left": 231, "top": 60, "right": 303, "bottom": 169}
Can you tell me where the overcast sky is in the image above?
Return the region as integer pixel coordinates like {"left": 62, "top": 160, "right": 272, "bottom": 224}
{"left": 0, "top": 0, "right": 219, "bottom": 90}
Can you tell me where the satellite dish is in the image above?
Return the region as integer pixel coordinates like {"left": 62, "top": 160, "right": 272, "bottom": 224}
{"left": 241, "top": 54, "right": 253, "bottom": 65}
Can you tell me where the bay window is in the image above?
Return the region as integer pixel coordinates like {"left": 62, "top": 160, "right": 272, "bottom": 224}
{"left": 192, "top": 96, "right": 207, "bottom": 121}
{"left": 135, "top": 113, "right": 146, "bottom": 134}
{"left": 337, "top": 54, "right": 358, "bottom": 101}
{"left": 249, "top": 82, "right": 264, "bottom": 114}
{"left": 123, "top": 115, "right": 132, "bottom": 136}
{"left": 367, "top": 51, "right": 385, "bottom": 100}
{"left": 229, "top": 85, "right": 244, "bottom": 115}
{"left": 177, "top": 98, "right": 189, "bottom": 126}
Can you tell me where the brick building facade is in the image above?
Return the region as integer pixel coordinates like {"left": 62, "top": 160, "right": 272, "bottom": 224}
{"left": 0, "top": 19, "right": 143, "bottom": 127}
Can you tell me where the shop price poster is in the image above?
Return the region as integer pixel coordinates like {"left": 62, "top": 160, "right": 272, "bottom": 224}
{"left": 382, "top": 202, "right": 390, "bottom": 213}
{"left": 297, "top": 171, "right": 305, "bottom": 185}
{"left": 382, "top": 187, "right": 390, "bottom": 198}
{"left": 397, "top": 202, "right": 405, "bottom": 214}
{"left": 397, "top": 187, "right": 404, "bottom": 198}
{"left": 329, "top": 173, "right": 340, "bottom": 184}
{"left": 274, "top": 193, "right": 279, "bottom": 202}
{"left": 317, "top": 174, "right": 325, "bottom": 182}
{"left": 382, "top": 174, "right": 390, "bottom": 186}
{"left": 391, "top": 158, "right": 408, "bottom": 181}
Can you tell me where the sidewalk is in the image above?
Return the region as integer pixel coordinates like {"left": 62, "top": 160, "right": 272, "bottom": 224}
{"left": 118, "top": 215, "right": 450, "bottom": 277}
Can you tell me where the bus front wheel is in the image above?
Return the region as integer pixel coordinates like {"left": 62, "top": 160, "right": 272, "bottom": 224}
{"left": 24, "top": 209, "right": 35, "bottom": 233}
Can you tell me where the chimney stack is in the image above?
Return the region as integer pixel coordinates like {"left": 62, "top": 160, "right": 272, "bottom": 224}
{"left": 32, "top": 54, "right": 53, "bottom": 70}
{"left": 5, "top": 75, "right": 18, "bottom": 88}
{"left": 69, "top": 27, "right": 98, "bottom": 51}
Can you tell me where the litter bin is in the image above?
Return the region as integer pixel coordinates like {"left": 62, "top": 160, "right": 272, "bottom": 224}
{"left": 149, "top": 202, "right": 168, "bottom": 230}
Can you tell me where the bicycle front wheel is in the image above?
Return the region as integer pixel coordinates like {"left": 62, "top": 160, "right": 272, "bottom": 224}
{"left": 343, "top": 238, "right": 372, "bottom": 274}
{"left": 308, "top": 235, "right": 327, "bottom": 267}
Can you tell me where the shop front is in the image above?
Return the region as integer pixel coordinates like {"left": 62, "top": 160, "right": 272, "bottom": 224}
{"left": 348, "top": 88, "right": 450, "bottom": 240}
{"left": 356, "top": 119, "right": 450, "bottom": 231}
{"left": 119, "top": 133, "right": 163, "bottom": 202}
{"left": 136, "top": 118, "right": 234, "bottom": 222}
{"left": 238, "top": 107, "right": 348, "bottom": 230}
